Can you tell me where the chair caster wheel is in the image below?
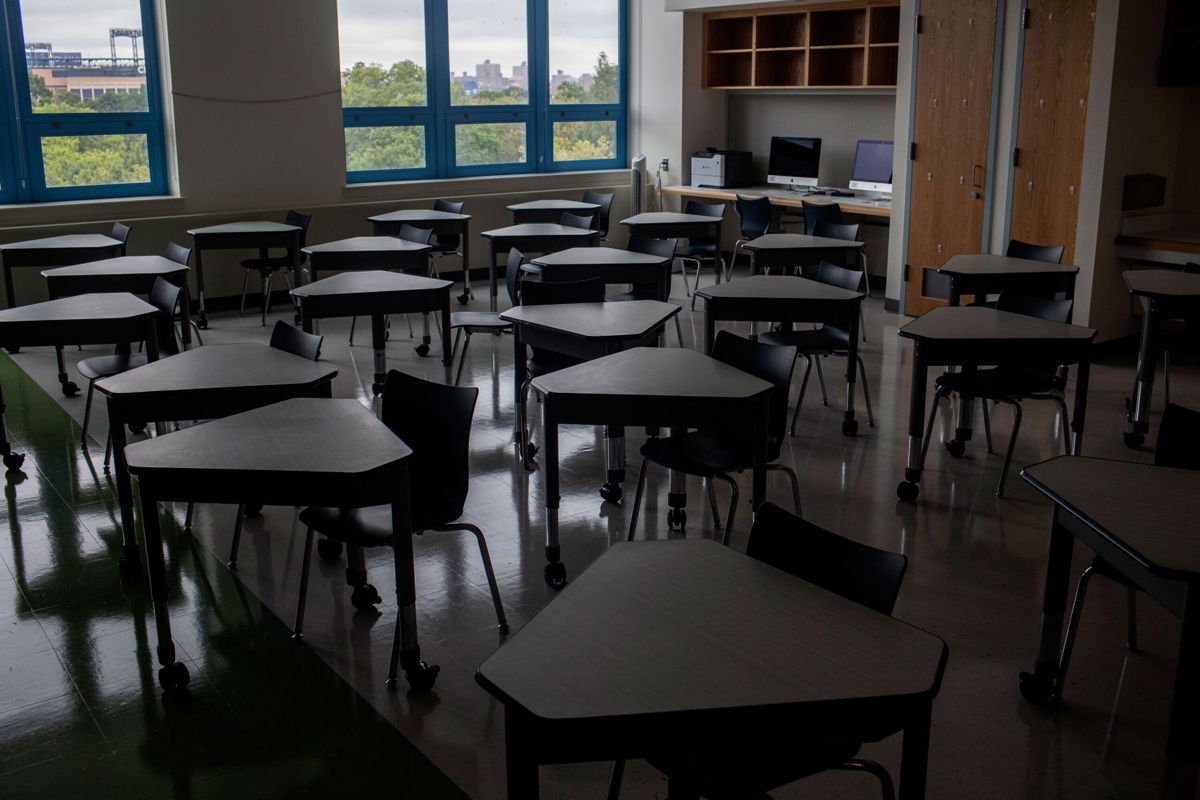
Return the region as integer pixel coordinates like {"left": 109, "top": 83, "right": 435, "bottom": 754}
{"left": 600, "top": 483, "right": 622, "bottom": 503}
{"left": 405, "top": 661, "right": 440, "bottom": 692}
{"left": 3, "top": 452, "right": 24, "bottom": 470}
{"left": 1123, "top": 431, "right": 1144, "bottom": 448}
{"left": 544, "top": 561, "right": 567, "bottom": 589}
{"left": 457, "top": 293, "right": 470, "bottom": 305}
{"left": 197, "top": 318, "right": 208, "bottom": 330}
{"left": 128, "top": 421, "right": 147, "bottom": 435}
{"left": 945, "top": 439, "right": 966, "bottom": 458}
{"left": 415, "top": 343, "right": 430, "bottom": 357}
{"left": 158, "top": 661, "right": 190, "bottom": 693}
{"left": 372, "top": 381, "right": 384, "bottom": 396}
{"left": 520, "top": 443, "right": 538, "bottom": 470}
{"left": 316, "top": 537, "right": 343, "bottom": 561}
{"left": 351, "top": 583, "right": 382, "bottom": 611}
{"left": 841, "top": 419, "right": 859, "bottom": 436}
{"left": 667, "top": 508, "right": 686, "bottom": 531}
{"left": 1018, "top": 671, "right": 1058, "bottom": 704}
{"left": 244, "top": 503, "right": 263, "bottom": 516}
{"left": 896, "top": 482, "right": 919, "bottom": 502}
{"left": 117, "top": 556, "right": 141, "bottom": 580}
{"left": 61, "top": 381, "right": 80, "bottom": 397}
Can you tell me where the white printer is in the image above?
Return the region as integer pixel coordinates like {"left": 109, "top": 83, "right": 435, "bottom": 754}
{"left": 690, "top": 149, "right": 754, "bottom": 188}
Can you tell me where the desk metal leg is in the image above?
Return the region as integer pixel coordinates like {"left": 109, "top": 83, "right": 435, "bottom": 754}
{"left": 505, "top": 708, "right": 540, "bottom": 800}
{"left": 1126, "top": 298, "right": 1156, "bottom": 448}
{"left": 898, "top": 700, "right": 933, "bottom": 800}
{"left": 107, "top": 399, "right": 141, "bottom": 579}
{"left": 1070, "top": 356, "right": 1090, "bottom": 456}
{"left": 897, "top": 352, "right": 927, "bottom": 502}
{"left": 1018, "top": 512, "right": 1074, "bottom": 703}
{"left": 601, "top": 425, "right": 625, "bottom": 503}
{"left": 54, "top": 345, "right": 79, "bottom": 396}
{"left": 290, "top": 235, "right": 303, "bottom": 325}
{"left": 458, "top": 226, "right": 473, "bottom": 304}
{"left": 387, "top": 482, "right": 437, "bottom": 691}
{"left": 370, "top": 314, "right": 387, "bottom": 396}
{"left": 440, "top": 300, "right": 452, "bottom": 366}
{"left": 2, "top": 261, "right": 13, "bottom": 309}
{"left": 543, "top": 404, "right": 565, "bottom": 588}
{"left": 193, "top": 247, "right": 208, "bottom": 329}
{"left": 843, "top": 303, "right": 861, "bottom": 436}
{"left": 752, "top": 403, "right": 767, "bottom": 514}
{"left": 489, "top": 240, "right": 499, "bottom": 312}
{"left": 414, "top": 311, "right": 433, "bottom": 357}
{"left": 1166, "top": 589, "right": 1200, "bottom": 760}
{"left": 952, "top": 366, "right": 975, "bottom": 450}
{"left": 0, "top": 382, "right": 24, "bottom": 471}
{"left": 178, "top": 285, "right": 193, "bottom": 349}
{"left": 140, "top": 489, "right": 190, "bottom": 693}
{"left": 703, "top": 308, "right": 716, "bottom": 355}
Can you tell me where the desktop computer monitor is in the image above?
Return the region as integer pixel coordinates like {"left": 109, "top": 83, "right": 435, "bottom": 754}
{"left": 848, "top": 139, "right": 894, "bottom": 196}
{"left": 767, "top": 137, "right": 821, "bottom": 189}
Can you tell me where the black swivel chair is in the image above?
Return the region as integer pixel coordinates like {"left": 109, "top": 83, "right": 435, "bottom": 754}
{"left": 758, "top": 261, "right": 876, "bottom": 436}
{"left": 921, "top": 292, "right": 1074, "bottom": 496}
{"left": 609, "top": 501, "right": 908, "bottom": 800}
{"left": 1006, "top": 238, "right": 1065, "bottom": 264}
{"left": 625, "top": 331, "right": 802, "bottom": 543}
{"left": 239, "top": 209, "right": 312, "bottom": 326}
{"left": 295, "top": 369, "right": 507, "bottom": 645}
{"left": 678, "top": 199, "right": 727, "bottom": 308}
{"left": 802, "top": 199, "right": 842, "bottom": 234}
{"left": 449, "top": 247, "right": 523, "bottom": 385}
{"left": 560, "top": 211, "right": 596, "bottom": 230}
{"left": 582, "top": 190, "right": 614, "bottom": 241}
{"left": 813, "top": 220, "right": 870, "bottom": 340}
{"left": 732, "top": 195, "right": 773, "bottom": 279}
{"left": 1050, "top": 402, "right": 1200, "bottom": 698}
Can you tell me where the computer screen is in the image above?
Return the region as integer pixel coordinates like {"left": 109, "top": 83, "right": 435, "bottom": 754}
{"left": 767, "top": 137, "right": 821, "bottom": 188}
{"left": 849, "top": 140, "right": 894, "bottom": 193}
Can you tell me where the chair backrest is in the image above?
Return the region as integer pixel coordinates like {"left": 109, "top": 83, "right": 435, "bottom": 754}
{"left": 147, "top": 277, "right": 183, "bottom": 358}
{"left": 505, "top": 247, "right": 525, "bottom": 307}
{"left": 746, "top": 502, "right": 908, "bottom": 615}
{"left": 735, "top": 195, "right": 773, "bottom": 239}
{"left": 381, "top": 369, "right": 479, "bottom": 525}
{"left": 1155, "top": 403, "right": 1200, "bottom": 471}
{"left": 433, "top": 198, "right": 464, "bottom": 214}
{"left": 813, "top": 220, "right": 860, "bottom": 243}
{"left": 581, "top": 190, "right": 614, "bottom": 238}
{"left": 627, "top": 234, "right": 677, "bottom": 260}
{"left": 399, "top": 223, "right": 434, "bottom": 245}
{"left": 813, "top": 260, "right": 865, "bottom": 293}
{"left": 711, "top": 330, "right": 796, "bottom": 451}
{"left": 269, "top": 320, "right": 323, "bottom": 361}
{"left": 110, "top": 221, "right": 132, "bottom": 247}
{"left": 520, "top": 276, "right": 605, "bottom": 306}
{"left": 164, "top": 241, "right": 191, "bottom": 266}
{"left": 801, "top": 200, "right": 842, "bottom": 235}
{"left": 995, "top": 291, "right": 1073, "bottom": 324}
{"left": 430, "top": 199, "right": 464, "bottom": 251}
{"left": 560, "top": 211, "right": 595, "bottom": 230}
{"left": 284, "top": 210, "right": 313, "bottom": 248}
{"left": 1006, "top": 238, "right": 1064, "bottom": 264}
{"left": 684, "top": 199, "right": 726, "bottom": 219}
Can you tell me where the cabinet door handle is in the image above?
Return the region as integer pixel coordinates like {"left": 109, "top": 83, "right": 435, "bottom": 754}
{"left": 972, "top": 164, "right": 984, "bottom": 188}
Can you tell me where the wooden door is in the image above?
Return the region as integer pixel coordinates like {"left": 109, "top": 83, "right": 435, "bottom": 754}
{"left": 1009, "top": 0, "right": 1096, "bottom": 266}
{"left": 904, "top": 0, "right": 999, "bottom": 316}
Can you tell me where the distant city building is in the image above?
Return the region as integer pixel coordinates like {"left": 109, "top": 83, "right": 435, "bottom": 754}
{"left": 549, "top": 69, "right": 576, "bottom": 95}
{"left": 26, "top": 36, "right": 145, "bottom": 102}
{"left": 579, "top": 73, "right": 594, "bottom": 93}
{"left": 511, "top": 61, "right": 528, "bottom": 90}
{"left": 475, "top": 58, "right": 506, "bottom": 91}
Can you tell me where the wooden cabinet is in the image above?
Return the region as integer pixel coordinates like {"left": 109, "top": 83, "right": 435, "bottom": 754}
{"left": 702, "top": 1, "right": 901, "bottom": 90}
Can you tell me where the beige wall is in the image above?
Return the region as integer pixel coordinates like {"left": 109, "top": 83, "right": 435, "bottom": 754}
{"left": 1172, "top": 103, "right": 1200, "bottom": 214}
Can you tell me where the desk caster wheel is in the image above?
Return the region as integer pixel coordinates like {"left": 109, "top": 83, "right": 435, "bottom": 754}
{"left": 667, "top": 508, "right": 686, "bottom": 531}
{"left": 544, "top": 561, "right": 567, "bottom": 589}
{"left": 415, "top": 343, "right": 430, "bottom": 357}
{"left": 945, "top": 439, "right": 966, "bottom": 458}
{"left": 520, "top": 443, "right": 538, "bottom": 470}
{"left": 351, "top": 583, "right": 382, "bottom": 611}
{"left": 600, "top": 483, "right": 622, "bottom": 503}
{"left": 404, "top": 661, "right": 440, "bottom": 692}
{"left": 372, "top": 381, "right": 384, "bottom": 396}
{"left": 117, "top": 556, "right": 141, "bottom": 580}
{"left": 61, "top": 381, "right": 79, "bottom": 397}
{"left": 317, "top": 537, "right": 343, "bottom": 561}
{"left": 3, "top": 452, "right": 24, "bottom": 470}
{"left": 197, "top": 318, "right": 209, "bottom": 331}
{"left": 128, "top": 421, "right": 147, "bottom": 435}
{"left": 158, "top": 661, "right": 191, "bottom": 693}
{"left": 1018, "top": 671, "right": 1057, "bottom": 705}
{"left": 244, "top": 503, "right": 263, "bottom": 516}
{"left": 841, "top": 419, "right": 859, "bottom": 436}
{"left": 1123, "top": 431, "right": 1144, "bottom": 448}
{"left": 896, "top": 481, "right": 919, "bottom": 503}
{"left": 457, "top": 292, "right": 470, "bottom": 305}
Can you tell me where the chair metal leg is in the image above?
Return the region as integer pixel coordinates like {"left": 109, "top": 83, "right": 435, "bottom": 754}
{"left": 238, "top": 270, "right": 251, "bottom": 317}
{"left": 790, "top": 355, "right": 812, "bottom": 436}
{"left": 229, "top": 503, "right": 246, "bottom": 569}
{"left": 453, "top": 329, "right": 471, "bottom": 386}
{"left": 856, "top": 355, "right": 875, "bottom": 426}
{"left": 1126, "top": 585, "right": 1138, "bottom": 651}
{"left": 81, "top": 379, "right": 95, "bottom": 446}
{"left": 835, "top": 759, "right": 895, "bottom": 800}
{"left": 921, "top": 386, "right": 945, "bottom": 463}
{"left": 768, "top": 463, "right": 803, "bottom": 518}
{"left": 432, "top": 522, "right": 508, "bottom": 631}
{"left": 706, "top": 477, "right": 722, "bottom": 530}
{"left": 293, "top": 526, "right": 315, "bottom": 640}
{"left": 814, "top": 356, "right": 829, "bottom": 405}
{"left": 104, "top": 432, "right": 113, "bottom": 469}
{"left": 607, "top": 759, "right": 625, "bottom": 800}
{"left": 1057, "top": 564, "right": 1097, "bottom": 692}
{"left": 996, "top": 399, "right": 1023, "bottom": 497}
{"left": 348, "top": 316, "right": 357, "bottom": 345}
{"left": 626, "top": 458, "right": 650, "bottom": 542}
{"left": 184, "top": 502, "right": 194, "bottom": 530}
{"left": 673, "top": 313, "right": 684, "bottom": 347}
{"left": 1056, "top": 397, "right": 1071, "bottom": 455}
{"left": 712, "top": 472, "right": 739, "bottom": 546}
{"left": 981, "top": 398, "right": 995, "bottom": 453}
{"left": 261, "top": 272, "right": 272, "bottom": 327}
{"left": 517, "top": 378, "right": 535, "bottom": 469}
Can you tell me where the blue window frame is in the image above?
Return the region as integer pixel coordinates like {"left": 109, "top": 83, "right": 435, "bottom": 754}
{"left": 340, "top": 0, "right": 626, "bottom": 184}
{"left": 0, "top": 0, "right": 167, "bottom": 203}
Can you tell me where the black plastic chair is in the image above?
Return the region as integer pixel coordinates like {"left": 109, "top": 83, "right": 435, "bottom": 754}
{"left": 679, "top": 199, "right": 727, "bottom": 308}
{"left": 801, "top": 199, "right": 842, "bottom": 235}
{"left": 921, "top": 292, "right": 1074, "bottom": 496}
{"left": 294, "top": 369, "right": 507, "bottom": 644}
{"left": 732, "top": 195, "right": 773, "bottom": 279}
{"left": 163, "top": 242, "right": 203, "bottom": 345}
{"left": 609, "top": 235, "right": 683, "bottom": 345}
{"left": 813, "top": 219, "right": 870, "bottom": 340}
{"left": 449, "top": 247, "right": 523, "bottom": 385}
{"left": 758, "top": 261, "right": 875, "bottom": 435}
{"left": 429, "top": 199, "right": 466, "bottom": 276}
{"left": 625, "top": 331, "right": 801, "bottom": 544}
{"left": 560, "top": 211, "right": 595, "bottom": 230}
{"left": 582, "top": 190, "right": 614, "bottom": 240}
{"left": 239, "top": 210, "right": 312, "bottom": 326}
{"left": 1143, "top": 262, "right": 1200, "bottom": 409}
{"left": 1006, "top": 238, "right": 1065, "bottom": 264}
{"left": 110, "top": 221, "right": 132, "bottom": 253}
{"left": 1051, "top": 402, "right": 1200, "bottom": 699}
{"left": 609, "top": 501, "right": 907, "bottom": 800}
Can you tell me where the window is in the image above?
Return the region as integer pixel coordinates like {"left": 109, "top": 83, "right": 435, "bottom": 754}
{"left": 339, "top": 0, "right": 626, "bottom": 182}
{"left": 0, "top": 0, "right": 166, "bottom": 203}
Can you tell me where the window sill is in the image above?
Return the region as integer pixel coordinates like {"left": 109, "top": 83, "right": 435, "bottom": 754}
{"left": 0, "top": 194, "right": 186, "bottom": 231}
{"left": 342, "top": 168, "right": 630, "bottom": 203}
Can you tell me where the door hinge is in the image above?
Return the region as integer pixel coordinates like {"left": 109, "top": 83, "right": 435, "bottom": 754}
{"left": 1012, "top": 147, "right": 1021, "bottom": 168}
{"left": 903, "top": 263, "right": 911, "bottom": 282}
{"left": 1021, "top": 7, "right": 1030, "bottom": 29}
{"left": 916, "top": 14, "right": 923, "bottom": 34}
{"left": 910, "top": 142, "right": 917, "bottom": 161}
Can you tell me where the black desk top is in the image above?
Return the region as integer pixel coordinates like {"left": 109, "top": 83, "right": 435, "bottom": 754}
{"left": 508, "top": 199, "right": 600, "bottom": 212}
{"left": 501, "top": 300, "right": 679, "bottom": 339}
{"left": 0, "top": 292, "right": 154, "bottom": 324}
{"left": 530, "top": 247, "right": 669, "bottom": 267}
{"left": 533, "top": 346, "right": 770, "bottom": 400}
{"left": 898, "top": 306, "right": 1096, "bottom": 344}
{"left": 41, "top": 255, "right": 187, "bottom": 279}
{"left": 291, "top": 270, "right": 451, "bottom": 298}
{"left": 302, "top": 236, "right": 431, "bottom": 256}
{"left": 481, "top": 224, "right": 600, "bottom": 239}
{"left": 187, "top": 221, "right": 300, "bottom": 236}
{"left": 1123, "top": 269, "right": 1200, "bottom": 299}
{"left": 95, "top": 342, "right": 337, "bottom": 398}
{"left": 367, "top": 209, "right": 470, "bottom": 223}
{"left": 619, "top": 212, "right": 723, "bottom": 226}
{"left": 742, "top": 233, "right": 863, "bottom": 252}
{"left": 125, "top": 397, "right": 410, "bottom": 477}
{"left": 939, "top": 253, "right": 1078, "bottom": 276}
{"left": 1022, "top": 456, "right": 1200, "bottom": 578}
{"left": 477, "top": 539, "right": 947, "bottom": 721}
{"left": 697, "top": 274, "right": 862, "bottom": 302}
{"left": 0, "top": 233, "right": 123, "bottom": 251}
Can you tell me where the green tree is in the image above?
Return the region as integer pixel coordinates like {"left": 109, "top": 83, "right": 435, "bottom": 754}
{"left": 341, "top": 60, "right": 426, "bottom": 107}
{"left": 28, "top": 72, "right": 51, "bottom": 105}
{"left": 87, "top": 91, "right": 148, "bottom": 113}
{"left": 42, "top": 133, "right": 149, "bottom": 187}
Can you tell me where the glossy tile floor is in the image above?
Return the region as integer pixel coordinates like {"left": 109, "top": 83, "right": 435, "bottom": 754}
{"left": 2, "top": 265, "right": 1198, "bottom": 799}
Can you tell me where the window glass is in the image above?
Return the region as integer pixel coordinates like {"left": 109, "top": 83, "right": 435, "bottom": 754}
{"left": 447, "top": 0, "right": 529, "bottom": 105}
{"left": 548, "top": 0, "right": 619, "bottom": 104}
{"left": 40, "top": 133, "right": 149, "bottom": 187}
{"left": 552, "top": 120, "right": 617, "bottom": 161}
{"left": 454, "top": 123, "right": 526, "bottom": 166}
{"left": 345, "top": 125, "right": 426, "bottom": 172}
{"left": 338, "top": 0, "right": 427, "bottom": 107}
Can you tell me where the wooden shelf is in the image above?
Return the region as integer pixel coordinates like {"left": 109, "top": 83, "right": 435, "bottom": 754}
{"left": 755, "top": 12, "right": 806, "bottom": 48}
{"left": 809, "top": 9, "right": 866, "bottom": 47}
{"left": 755, "top": 51, "right": 806, "bottom": 87}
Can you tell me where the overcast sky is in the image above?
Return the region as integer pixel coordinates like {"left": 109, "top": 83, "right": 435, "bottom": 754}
{"left": 18, "top": 0, "right": 143, "bottom": 56}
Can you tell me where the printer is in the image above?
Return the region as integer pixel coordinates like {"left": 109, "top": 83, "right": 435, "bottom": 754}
{"left": 690, "top": 149, "right": 754, "bottom": 189}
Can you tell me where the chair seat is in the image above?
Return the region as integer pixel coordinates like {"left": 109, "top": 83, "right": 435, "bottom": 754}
{"left": 527, "top": 351, "right": 582, "bottom": 379}
{"left": 935, "top": 366, "right": 1057, "bottom": 399}
{"left": 451, "top": 311, "right": 509, "bottom": 330}
{"left": 299, "top": 503, "right": 446, "bottom": 545}
{"left": 607, "top": 286, "right": 660, "bottom": 303}
{"left": 77, "top": 352, "right": 149, "bottom": 381}
{"left": 640, "top": 427, "right": 781, "bottom": 477}
{"left": 677, "top": 241, "right": 717, "bottom": 259}
{"left": 758, "top": 326, "right": 850, "bottom": 353}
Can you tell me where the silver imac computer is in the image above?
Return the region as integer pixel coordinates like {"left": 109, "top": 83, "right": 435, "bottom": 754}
{"left": 848, "top": 139, "right": 894, "bottom": 199}
{"left": 767, "top": 136, "right": 821, "bottom": 190}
